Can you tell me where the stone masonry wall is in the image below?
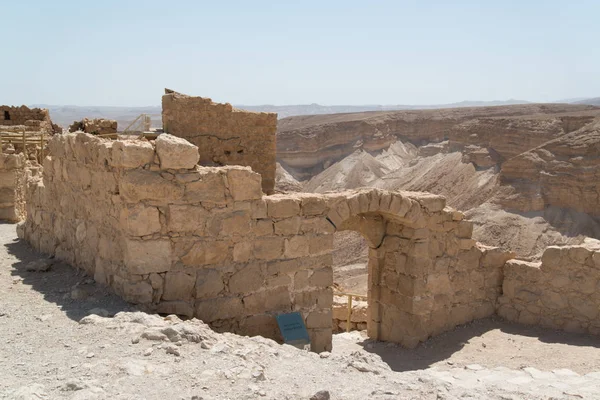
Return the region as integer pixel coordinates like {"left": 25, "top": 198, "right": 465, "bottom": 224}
{"left": 0, "top": 105, "right": 57, "bottom": 134}
{"left": 21, "top": 132, "right": 516, "bottom": 351}
{"left": 162, "top": 90, "right": 277, "bottom": 195}
{"left": 498, "top": 243, "right": 600, "bottom": 335}
{"left": 0, "top": 153, "right": 27, "bottom": 222}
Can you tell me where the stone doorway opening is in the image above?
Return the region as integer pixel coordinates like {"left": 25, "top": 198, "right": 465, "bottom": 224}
{"left": 332, "top": 230, "right": 369, "bottom": 332}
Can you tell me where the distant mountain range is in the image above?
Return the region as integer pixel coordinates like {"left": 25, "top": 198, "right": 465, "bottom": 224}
{"left": 31, "top": 98, "right": 600, "bottom": 129}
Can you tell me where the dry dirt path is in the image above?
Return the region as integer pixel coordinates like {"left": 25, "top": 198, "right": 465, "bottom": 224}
{"left": 1, "top": 223, "right": 600, "bottom": 399}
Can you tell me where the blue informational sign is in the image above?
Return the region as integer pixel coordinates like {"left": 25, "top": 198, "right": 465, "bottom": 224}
{"left": 275, "top": 312, "right": 311, "bottom": 349}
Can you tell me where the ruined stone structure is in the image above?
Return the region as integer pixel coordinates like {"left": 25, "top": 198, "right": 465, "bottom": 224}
{"left": 162, "top": 90, "right": 277, "bottom": 195}
{"left": 21, "top": 132, "right": 520, "bottom": 351}
{"left": 0, "top": 153, "right": 27, "bottom": 222}
{"left": 68, "top": 118, "right": 118, "bottom": 135}
{"left": 0, "top": 105, "right": 60, "bottom": 135}
{"left": 499, "top": 243, "right": 600, "bottom": 334}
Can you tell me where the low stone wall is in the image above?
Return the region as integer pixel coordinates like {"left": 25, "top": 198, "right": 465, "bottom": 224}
{"left": 1, "top": 105, "right": 59, "bottom": 134}
{"left": 68, "top": 118, "right": 117, "bottom": 135}
{"left": 21, "top": 132, "right": 516, "bottom": 351}
{"left": 332, "top": 296, "right": 368, "bottom": 332}
{"left": 0, "top": 153, "right": 27, "bottom": 222}
{"left": 498, "top": 243, "right": 600, "bottom": 334}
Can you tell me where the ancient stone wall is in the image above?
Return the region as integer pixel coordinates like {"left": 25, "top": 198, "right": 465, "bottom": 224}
{"left": 21, "top": 133, "right": 515, "bottom": 352}
{"left": 498, "top": 243, "right": 600, "bottom": 334}
{"left": 0, "top": 105, "right": 58, "bottom": 134}
{"left": 162, "top": 90, "right": 277, "bottom": 194}
{"left": 0, "top": 153, "right": 27, "bottom": 222}
{"left": 69, "top": 118, "right": 117, "bottom": 135}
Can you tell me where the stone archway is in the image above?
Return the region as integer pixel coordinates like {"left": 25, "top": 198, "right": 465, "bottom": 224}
{"left": 321, "top": 189, "right": 471, "bottom": 348}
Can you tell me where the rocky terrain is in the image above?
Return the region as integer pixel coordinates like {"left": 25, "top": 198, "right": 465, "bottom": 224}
{"left": 274, "top": 103, "right": 600, "bottom": 292}
{"left": 3, "top": 223, "right": 600, "bottom": 400}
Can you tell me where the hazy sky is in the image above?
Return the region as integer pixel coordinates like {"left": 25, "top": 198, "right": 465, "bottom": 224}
{"left": 2, "top": 0, "right": 599, "bottom": 106}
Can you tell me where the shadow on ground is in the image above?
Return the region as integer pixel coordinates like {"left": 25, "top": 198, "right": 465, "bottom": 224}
{"left": 355, "top": 317, "right": 600, "bottom": 372}
{"left": 3, "top": 223, "right": 132, "bottom": 322}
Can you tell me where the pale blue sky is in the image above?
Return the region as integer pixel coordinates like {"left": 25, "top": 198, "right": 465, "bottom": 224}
{"left": 2, "top": 0, "right": 599, "bottom": 106}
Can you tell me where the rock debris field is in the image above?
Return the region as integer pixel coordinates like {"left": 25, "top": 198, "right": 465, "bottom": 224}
{"left": 1, "top": 224, "right": 600, "bottom": 400}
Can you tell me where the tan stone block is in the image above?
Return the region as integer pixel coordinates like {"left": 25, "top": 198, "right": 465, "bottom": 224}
{"left": 156, "top": 301, "right": 194, "bottom": 317}
{"left": 227, "top": 167, "right": 263, "bottom": 201}
{"left": 251, "top": 200, "right": 268, "bottom": 219}
{"left": 567, "top": 246, "right": 592, "bottom": 264}
{"left": 284, "top": 236, "right": 310, "bottom": 258}
{"left": 254, "top": 219, "right": 274, "bottom": 236}
{"left": 121, "top": 204, "right": 161, "bottom": 237}
{"left": 309, "top": 328, "right": 332, "bottom": 353}
{"left": 308, "top": 234, "right": 333, "bottom": 256}
{"left": 299, "top": 217, "right": 335, "bottom": 234}
{"left": 124, "top": 239, "right": 171, "bottom": 274}
{"left": 111, "top": 140, "right": 154, "bottom": 168}
{"left": 274, "top": 217, "right": 302, "bottom": 235}
{"left": 121, "top": 170, "right": 184, "bottom": 202}
{"left": 388, "top": 194, "right": 411, "bottom": 217}
{"left": 162, "top": 271, "right": 195, "bottom": 301}
{"left": 233, "top": 241, "right": 253, "bottom": 262}
{"left": 195, "top": 296, "right": 244, "bottom": 322}
{"left": 229, "top": 263, "right": 264, "bottom": 294}
{"left": 456, "top": 221, "right": 473, "bottom": 238}
{"left": 294, "top": 288, "right": 333, "bottom": 309}
{"left": 167, "top": 204, "right": 207, "bottom": 234}
{"left": 459, "top": 239, "right": 476, "bottom": 250}
{"left": 221, "top": 212, "right": 252, "bottom": 236}
{"left": 184, "top": 169, "right": 228, "bottom": 203}
{"left": 195, "top": 269, "right": 225, "bottom": 299}
{"left": 155, "top": 134, "right": 199, "bottom": 169}
{"left": 300, "top": 195, "right": 328, "bottom": 216}
{"left": 294, "top": 270, "right": 310, "bottom": 290}
{"left": 309, "top": 267, "right": 333, "bottom": 288}
{"left": 181, "top": 240, "right": 229, "bottom": 266}
{"left": 243, "top": 286, "right": 291, "bottom": 314}
{"left": 253, "top": 237, "right": 284, "bottom": 259}
{"left": 121, "top": 280, "right": 153, "bottom": 304}
{"left": 267, "top": 273, "right": 291, "bottom": 288}
{"left": 305, "top": 311, "right": 332, "bottom": 329}
{"left": 266, "top": 196, "right": 300, "bottom": 218}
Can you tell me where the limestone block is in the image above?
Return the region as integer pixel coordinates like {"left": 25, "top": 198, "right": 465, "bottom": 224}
{"left": 121, "top": 280, "right": 153, "bottom": 304}
{"left": 456, "top": 221, "right": 473, "bottom": 238}
{"left": 195, "top": 297, "right": 244, "bottom": 322}
{"left": 227, "top": 167, "right": 263, "bottom": 201}
{"left": 294, "top": 270, "right": 310, "bottom": 291}
{"left": 184, "top": 169, "right": 228, "bottom": 203}
{"left": 414, "top": 193, "right": 446, "bottom": 212}
{"left": 266, "top": 196, "right": 300, "bottom": 218}
{"left": 195, "top": 269, "right": 225, "bottom": 299}
{"left": 229, "top": 263, "right": 264, "bottom": 294}
{"left": 243, "top": 286, "right": 291, "bottom": 314}
{"left": 155, "top": 134, "right": 199, "bottom": 169}
{"left": 167, "top": 204, "right": 208, "bottom": 234}
{"left": 121, "top": 204, "right": 161, "bottom": 237}
{"left": 221, "top": 212, "right": 252, "bottom": 236}
{"left": 310, "top": 328, "right": 333, "bottom": 353}
{"left": 300, "top": 217, "right": 335, "bottom": 234}
{"left": 162, "top": 271, "right": 195, "bottom": 301}
{"left": 284, "top": 236, "right": 310, "bottom": 259}
{"left": 121, "top": 170, "right": 184, "bottom": 202}
{"left": 124, "top": 239, "right": 172, "bottom": 274}
{"left": 300, "top": 195, "right": 328, "bottom": 216}
{"left": 306, "top": 311, "right": 332, "bottom": 329}
{"left": 274, "top": 217, "right": 302, "bottom": 235}
{"left": 254, "top": 220, "right": 274, "bottom": 236}
{"left": 309, "top": 267, "right": 333, "bottom": 288}
{"left": 253, "top": 237, "right": 284, "bottom": 259}
{"left": 111, "top": 140, "right": 154, "bottom": 168}
{"left": 294, "top": 288, "right": 333, "bottom": 309}
{"left": 308, "top": 234, "right": 334, "bottom": 256}
{"left": 0, "top": 171, "right": 16, "bottom": 189}
{"left": 233, "top": 241, "right": 253, "bottom": 262}
{"left": 181, "top": 240, "right": 229, "bottom": 266}
{"left": 387, "top": 194, "right": 411, "bottom": 217}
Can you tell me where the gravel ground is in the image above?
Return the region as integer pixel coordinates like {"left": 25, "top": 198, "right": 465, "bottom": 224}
{"left": 1, "top": 223, "right": 600, "bottom": 399}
